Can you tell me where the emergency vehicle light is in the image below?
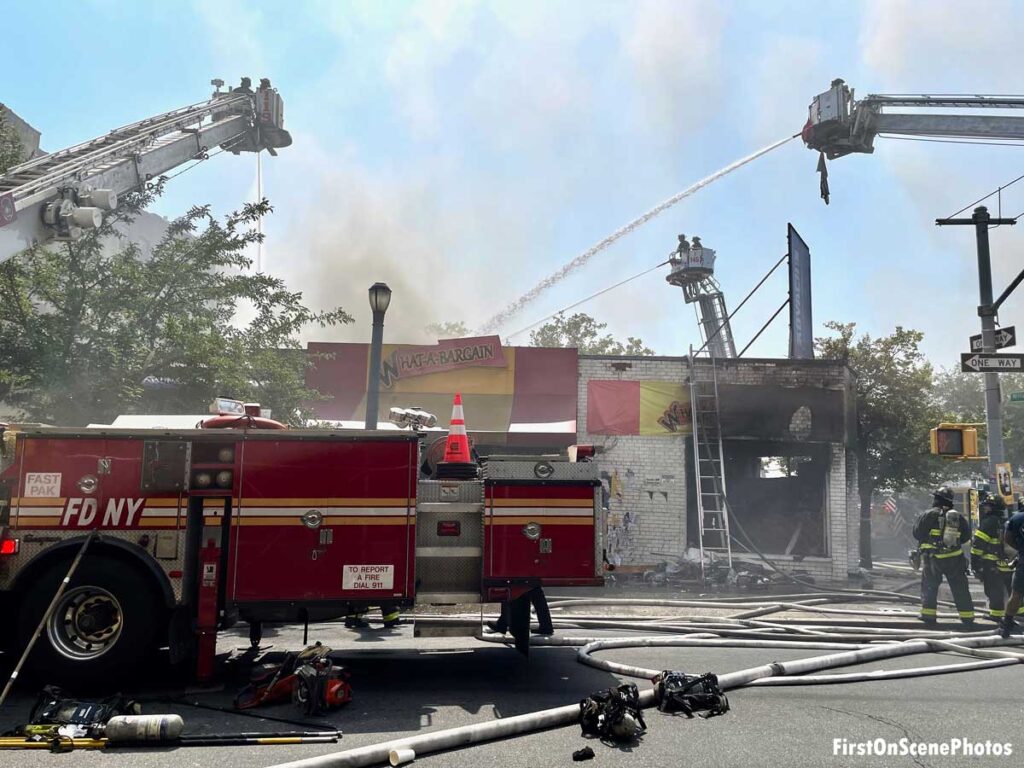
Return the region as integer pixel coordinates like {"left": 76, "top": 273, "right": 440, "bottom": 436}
{"left": 0, "top": 538, "right": 18, "bottom": 555}
{"left": 210, "top": 397, "right": 245, "bottom": 415}
{"left": 437, "top": 521, "right": 461, "bottom": 536}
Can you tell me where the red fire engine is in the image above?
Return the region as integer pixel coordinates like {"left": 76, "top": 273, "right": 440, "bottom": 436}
{"left": 0, "top": 404, "right": 603, "bottom": 682}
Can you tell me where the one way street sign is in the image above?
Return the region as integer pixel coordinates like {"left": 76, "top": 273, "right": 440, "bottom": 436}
{"left": 961, "top": 352, "right": 1024, "bottom": 372}
{"left": 970, "top": 326, "right": 1016, "bottom": 352}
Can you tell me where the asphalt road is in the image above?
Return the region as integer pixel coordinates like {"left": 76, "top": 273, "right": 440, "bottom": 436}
{"left": 0, "top": 587, "right": 1020, "bottom": 767}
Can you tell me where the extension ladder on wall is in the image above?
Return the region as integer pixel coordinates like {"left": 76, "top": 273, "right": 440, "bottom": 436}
{"left": 688, "top": 350, "right": 733, "bottom": 581}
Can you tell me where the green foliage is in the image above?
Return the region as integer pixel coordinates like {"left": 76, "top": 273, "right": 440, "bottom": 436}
{"left": 0, "top": 111, "right": 23, "bottom": 173}
{"left": 529, "top": 312, "right": 654, "bottom": 355}
{"left": 932, "top": 367, "right": 1024, "bottom": 468}
{"left": 816, "top": 321, "right": 942, "bottom": 500}
{"left": 0, "top": 183, "right": 351, "bottom": 426}
{"left": 425, "top": 320, "right": 469, "bottom": 339}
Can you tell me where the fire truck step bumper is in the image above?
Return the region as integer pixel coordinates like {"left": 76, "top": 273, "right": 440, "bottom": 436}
{"left": 414, "top": 591, "right": 482, "bottom": 605}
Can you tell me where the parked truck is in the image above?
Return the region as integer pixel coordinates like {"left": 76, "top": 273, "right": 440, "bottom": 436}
{"left": 0, "top": 410, "right": 602, "bottom": 682}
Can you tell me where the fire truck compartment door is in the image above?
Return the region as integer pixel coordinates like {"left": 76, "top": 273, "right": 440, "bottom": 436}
{"left": 18, "top": 435, "right": 183, "bottom": 532}
{"left": 485, "top": 482, "right": 598, "bottom": 582}
{"left": 415, "top": 480, "right": 483, "bottom": 604}
{"left": 231, "top": 438, "right": 415, "bottom": 603}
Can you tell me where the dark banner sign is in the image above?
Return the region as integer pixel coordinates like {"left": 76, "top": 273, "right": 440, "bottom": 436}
{"left": 788, "top": 224, "right": 814, "bottom": 360}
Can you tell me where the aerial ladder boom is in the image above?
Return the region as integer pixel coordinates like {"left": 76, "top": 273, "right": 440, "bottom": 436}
{"left": 0, "top": 78, "right": 291, "bottom": 263}
{"left": 804, "top": 79, "right": 1024, "bottom": 159}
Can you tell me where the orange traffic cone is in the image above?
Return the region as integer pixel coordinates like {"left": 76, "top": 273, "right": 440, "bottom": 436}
{"left": 442, "top": 393, "right": 472, "bottom": 463}
{"left": 435, "top": 393, "right": 478, "bottom": 480}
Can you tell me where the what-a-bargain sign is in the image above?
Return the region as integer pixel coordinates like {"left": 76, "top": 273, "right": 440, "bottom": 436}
{"left": 342, "top": 564, "right": 395, "bottom": 591}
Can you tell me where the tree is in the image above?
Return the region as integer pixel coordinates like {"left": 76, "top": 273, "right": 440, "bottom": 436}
{"left": 816, "top": 321, "right": 942, "bottom": 568}
{"left": 932, "top": 367, "right": 1024, "bottom": 470}
{"left": 0, "top": 110, "right": 23, "bottom": 173}
{"left": 425, "top": 320, "right": 469, "bottom": 339}
{"left": 529, "top": 312, "right": 654, "bottom": 355}
{"left": 0, "top": 183, "right": 351, "bottom": 426}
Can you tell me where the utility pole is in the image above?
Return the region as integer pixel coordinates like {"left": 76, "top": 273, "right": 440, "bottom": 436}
{"left": 936, "top": 206, "right": 1016, "bottom": 476}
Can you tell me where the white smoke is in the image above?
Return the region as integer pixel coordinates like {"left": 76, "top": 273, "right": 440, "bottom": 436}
{"left": 861, "top": 0, "right": 1024, "bottom": 89}
{"left": 266, "top": 139, "right": 532, "bottom": 344}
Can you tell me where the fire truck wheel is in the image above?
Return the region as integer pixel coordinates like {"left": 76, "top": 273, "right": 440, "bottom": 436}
{"left": 18, "top": 557, "right": 160, "bottom": 683}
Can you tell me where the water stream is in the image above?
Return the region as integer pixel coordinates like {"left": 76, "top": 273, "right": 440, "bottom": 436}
{"left": 477, "top": 134, "right": 797, "bottom": 333}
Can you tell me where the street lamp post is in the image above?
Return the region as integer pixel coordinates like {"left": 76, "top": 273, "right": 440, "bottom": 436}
{"left": 365, "top": 282, "right": 392, "bottom": 430}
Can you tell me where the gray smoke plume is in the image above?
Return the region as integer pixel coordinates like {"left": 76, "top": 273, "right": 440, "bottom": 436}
{"left": 272, "top": 159, "right": 528, "bottom": 344}
{"left": 476, "top": 134, "right": 797, "bottom": 333}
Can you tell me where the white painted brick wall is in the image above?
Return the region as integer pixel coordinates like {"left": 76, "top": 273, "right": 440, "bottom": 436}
{"left": 846, "top": 447, "right": 862, "bottom": 574}
{"left": 578, "top": 358, "right": 689, "bottom": 564}
{"left": 578, "top": 355, "right": 857, "bottom": 581}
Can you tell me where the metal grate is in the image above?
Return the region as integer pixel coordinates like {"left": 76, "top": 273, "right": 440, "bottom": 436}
{"left": 415, "top": 556, "right": 482, "bottom": 593}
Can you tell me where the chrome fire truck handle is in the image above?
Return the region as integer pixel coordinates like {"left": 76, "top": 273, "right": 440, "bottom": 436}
{"left": 0, "top": 531, "right": 99, "bottom": 707}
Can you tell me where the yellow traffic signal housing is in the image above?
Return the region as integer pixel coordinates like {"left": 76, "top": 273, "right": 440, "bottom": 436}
{"left": 929, "top": 423, "right": 980, "bottom": 458}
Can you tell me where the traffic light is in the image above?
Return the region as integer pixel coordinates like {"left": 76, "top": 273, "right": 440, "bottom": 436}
{"left": 929, "top": 423, "right": 980, "bottom": 458}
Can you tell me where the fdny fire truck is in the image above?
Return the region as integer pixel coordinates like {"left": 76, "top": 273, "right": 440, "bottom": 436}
{"left": 0, "top": 405, "right": 603, "bottom": 682}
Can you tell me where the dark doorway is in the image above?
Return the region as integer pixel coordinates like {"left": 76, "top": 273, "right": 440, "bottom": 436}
{"left": 719, "top": 441, "right": 830, "bottom": 557}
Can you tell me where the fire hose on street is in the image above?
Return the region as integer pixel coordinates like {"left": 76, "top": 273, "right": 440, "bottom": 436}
{"left": 268, "top": 594, "right": 1024, "bottom": 768}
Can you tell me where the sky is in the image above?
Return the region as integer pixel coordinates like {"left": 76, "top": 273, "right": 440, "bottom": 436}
{"left": 5, "top": 0, "right": 1024, "bottom": 366}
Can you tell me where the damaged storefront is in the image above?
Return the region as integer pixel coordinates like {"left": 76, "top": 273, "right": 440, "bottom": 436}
{"left": 302, "top": 339, "right": 858, "bottom": 581}
{"left": 579, "top": 356, "right": 858, "bottom": 581}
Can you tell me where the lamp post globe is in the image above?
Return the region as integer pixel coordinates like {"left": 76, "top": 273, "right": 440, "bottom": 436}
{"left": 368, "top": 282, "right": 392, "bottom": 315}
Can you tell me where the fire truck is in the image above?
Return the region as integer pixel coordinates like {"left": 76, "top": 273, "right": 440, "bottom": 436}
{"left": 0, "top": 404, "right": 603, "bottom": 682}
{"left": 0, "top": 81, "right": 603, "bottom": 682}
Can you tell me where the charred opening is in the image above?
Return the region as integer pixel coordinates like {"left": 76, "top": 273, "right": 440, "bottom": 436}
{"left": 723, "top": 441, "right": 830, "bottom": 557}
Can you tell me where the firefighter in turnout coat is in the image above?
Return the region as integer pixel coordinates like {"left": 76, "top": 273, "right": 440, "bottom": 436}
{"left": 971, "top": 494, "right": 1016, "bottom": 621}
{"left": 913, "top": 486, "right": 976, "bottom": 626}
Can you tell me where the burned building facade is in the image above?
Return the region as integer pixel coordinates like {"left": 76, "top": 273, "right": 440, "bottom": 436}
{"left": 579, "top": 355, "right": 858, "bottom": 581}
{"left": 302, "top": 338, "right": 859, "bottom": 581}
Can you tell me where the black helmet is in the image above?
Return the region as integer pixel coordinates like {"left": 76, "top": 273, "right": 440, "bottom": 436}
{"left": 981, "top": 495, "right": 1007, "bottom": 515}
{"left": 933, "top": 486, "right": 955, "bottom": 507}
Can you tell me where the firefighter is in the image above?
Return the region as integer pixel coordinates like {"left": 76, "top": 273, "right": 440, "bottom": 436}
{"left": 487, "top": 587, "right": 554, "bottom": 636}
{"left": 345, "top": 603, "right": 400, "bottom": 630}
{"left": 670, "top": 234, "right": 689, "bottom": 264}
{"left": 999, "top": 503, "right": 1024, "bottom": 637}
{"left": 970, "top": 494, "right": 1014, "bottom": 621}
{"left": 912, "top": 486, "right": 976, "bottom": 626}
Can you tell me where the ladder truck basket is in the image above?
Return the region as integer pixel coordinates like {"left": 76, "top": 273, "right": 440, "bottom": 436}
{"left": 667, "top": 247, "right": 716, "bottom": 285}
